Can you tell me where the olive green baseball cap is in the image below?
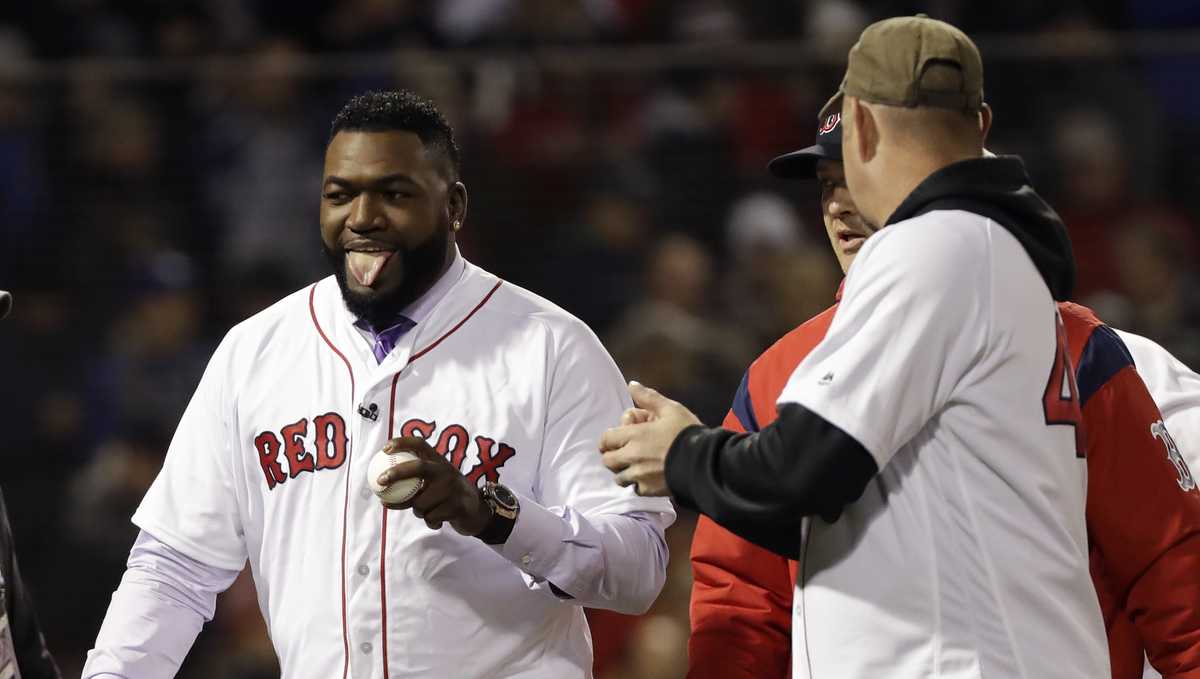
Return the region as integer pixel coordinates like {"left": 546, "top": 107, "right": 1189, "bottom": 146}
{"left": 819, "top": 15, "right": 984, "bottom": 120}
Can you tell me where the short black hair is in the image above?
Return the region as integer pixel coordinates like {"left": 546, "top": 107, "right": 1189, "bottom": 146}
{"left": 329, "top": 89, "right": 461, "bottom": 179}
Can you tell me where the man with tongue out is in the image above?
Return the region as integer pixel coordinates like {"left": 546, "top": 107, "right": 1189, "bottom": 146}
{"left": 83, "top": 90, "right": 674, "bottom": 679}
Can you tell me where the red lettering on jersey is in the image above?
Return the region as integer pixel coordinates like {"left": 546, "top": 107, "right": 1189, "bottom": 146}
{"left": 254, "top": 431, "right": 287, "bottom": 489}
{"left": 436, "top": 425, "right": 470, "bottom": 470}
{"left": 400, "top": 418, "right": 436, "bottom": 440}
{"left": 282, "top": 417, "right": 315, "bottom": 478}
{"left": 467, "top": 436, "right": 517, "bottom": 486}
{"left": 314, "top": 412, "right": 348, "bottom": 470}
{"left": 1043, "top": 312, "right": 1087, "bottom": 457}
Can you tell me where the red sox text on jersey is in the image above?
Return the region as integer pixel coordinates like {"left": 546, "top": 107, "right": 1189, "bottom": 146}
{"left": 254, "top": 415, "right": 515, "bottom": 490}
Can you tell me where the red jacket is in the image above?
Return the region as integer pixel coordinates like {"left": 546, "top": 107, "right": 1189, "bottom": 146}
{"left": 689, "top": 299, "right": 1200, "bottom": 679}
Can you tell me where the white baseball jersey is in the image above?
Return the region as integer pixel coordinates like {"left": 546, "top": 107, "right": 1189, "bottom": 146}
{"left": 127, "top": 257, "right": 673, "bottom": 678}
{"left": 777, "top": 212, "right": 1109, "bottom": 678}
{"left": 1116, "top": 330, "right": 1200, "bottom": 679}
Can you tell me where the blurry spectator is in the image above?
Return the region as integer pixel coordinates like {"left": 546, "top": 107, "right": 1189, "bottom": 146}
{"left": 0, "top": 30, "right": 47, "bottom": 282}
{"left": 607, "top": 233, "right": 753, "bottom": 423}
{"left": 433, "top": 0, "right": 620, "bottom": 46}
{"left": 84, "top": 251, "right": 213, "bottom": 448}
{"left": 667, "top": 0, "right": 743, "bottom": 43}
{"left": 719, "top": 191, "right": 844, "bottom": 349}
{"left": 153, "top": 4, "right": 220, "bottom": 58}
{"left": 640, "top": 71, "right": 740, "bottom": 251}
{"left": 54, "top": 91, "right": 197, "bottom": 301}
{"left": 70, "top": 424, "right": 168, "bottom": 567}
{"left": 537, "top": 169, "right": 655, "bottom": 333}
{"left": 202, "top": 38, "right": 328, "bottom": 285}
{"left": 1110, "top": 218, "right": 1200, "bottom": 368}
{"left": 1051, "top": 108, "right": 1139, "bottom": 298}
{"left": 1050, "top": 106, "right": 1200, "bottom": 318}
{"left": 319, "top": 0, "right": 431, "bottom": 50}
{"left": 804, "top": 0, "right": 871, "bottom": 51}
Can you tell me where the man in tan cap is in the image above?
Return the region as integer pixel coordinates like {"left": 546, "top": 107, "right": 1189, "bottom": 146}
{"left": 600, "top": 15, "right": 1111, "bottom": 677}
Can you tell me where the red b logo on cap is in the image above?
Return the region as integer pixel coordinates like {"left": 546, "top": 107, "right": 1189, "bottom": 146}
{"left": 818, "top": 113, "right": 841, "bottom": 135}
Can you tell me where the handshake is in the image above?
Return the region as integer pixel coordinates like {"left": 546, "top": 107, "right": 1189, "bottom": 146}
{"left": 599, "top": 381, "right": 702, "bottom": 497}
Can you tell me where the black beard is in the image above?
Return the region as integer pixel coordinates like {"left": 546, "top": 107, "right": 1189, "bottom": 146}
{"left": 323, "top": 226, "right": 452, "bottom": 330}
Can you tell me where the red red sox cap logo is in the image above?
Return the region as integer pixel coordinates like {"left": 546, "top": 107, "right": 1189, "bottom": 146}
{"left": 818, "top": 113, "right": 841, "bottom": 136}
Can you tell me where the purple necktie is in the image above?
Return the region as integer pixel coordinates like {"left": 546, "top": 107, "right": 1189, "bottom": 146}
{"left": 355, "top": 316, "right": 416, "bottom": 364}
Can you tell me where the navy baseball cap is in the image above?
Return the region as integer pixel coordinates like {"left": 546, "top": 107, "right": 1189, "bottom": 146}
{"left": 767, "top": 112, "right": 843, "bottom": 179}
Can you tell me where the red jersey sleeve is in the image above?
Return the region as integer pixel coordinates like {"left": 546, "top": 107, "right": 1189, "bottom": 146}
{"left": 686, "top": 306, "right": 838, "bottom": 679}
{"left": 1063, "top": 304, "right": 1200, "bottom": 679}
{"left": 686, "top": 405, "right": 794, "bottom": 679}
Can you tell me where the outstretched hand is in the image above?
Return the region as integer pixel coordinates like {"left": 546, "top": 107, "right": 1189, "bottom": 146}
{"left": 375, "top": 436, "right": 491, "bottom": 536}
{"left": 599, "top": 382, "right": 702, "bottom": 496}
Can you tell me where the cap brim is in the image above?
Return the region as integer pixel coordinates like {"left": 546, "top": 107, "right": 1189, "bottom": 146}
{"left": 767, "top": 143, "right": 840, "bottom": 179}
{"left": 818, "top": 91, "right": 843, "bottom": 122}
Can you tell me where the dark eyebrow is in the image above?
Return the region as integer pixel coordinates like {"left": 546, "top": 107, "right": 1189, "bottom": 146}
{"left": 323, "top": 173, "right": 422, "bottom": 189}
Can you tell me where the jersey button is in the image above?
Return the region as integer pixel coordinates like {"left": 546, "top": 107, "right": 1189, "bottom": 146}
{"left": 360, "top": 488, "right": 373, "bottom": 500}
{"left": 360, "top": 642, "right": 372, "bottom": 654}
{"left": 357, "top": 564, "right": 369, "bottom": 576}
{"left": 521, "top": 554, "right": 532, "bottom": 566}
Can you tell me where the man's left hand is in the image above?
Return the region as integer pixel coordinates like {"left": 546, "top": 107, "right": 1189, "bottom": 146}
{"left": 375, "top": 436, "right": 491, "bottom": 535}
{"left": 599, "top": 381, "right": 702, "bottom": 496}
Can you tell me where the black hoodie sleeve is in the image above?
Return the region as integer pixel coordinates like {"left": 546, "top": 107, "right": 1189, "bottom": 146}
{"left": 0, "top": 489, "right": 61, "bottom": 679}
{"left": 664, "top": 403, "right": 877, "bottom": 559}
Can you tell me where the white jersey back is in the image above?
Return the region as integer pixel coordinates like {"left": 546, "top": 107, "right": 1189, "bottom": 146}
{"left": 133, "top": 260, "right": 671, "bottom": 678}
{"left": 778, "top": 212, "right": 1109, "bottom": 678}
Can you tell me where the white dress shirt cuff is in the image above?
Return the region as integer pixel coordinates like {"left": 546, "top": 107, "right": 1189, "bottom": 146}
{"left": 492, "top": 492, "right": 579, "bottom": 593}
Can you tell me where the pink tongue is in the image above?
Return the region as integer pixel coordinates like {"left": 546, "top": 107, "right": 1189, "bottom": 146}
{"left": 347, "top": 251, "right": 393, "bottom": 287}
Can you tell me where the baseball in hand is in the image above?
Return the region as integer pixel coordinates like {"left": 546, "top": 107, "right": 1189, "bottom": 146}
{"left": 367, "top": 449, "right": 423, "bottom": 504}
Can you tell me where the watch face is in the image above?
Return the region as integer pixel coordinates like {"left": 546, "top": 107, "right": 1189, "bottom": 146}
{"left": 493, "top": 484, "right": 517, "bottom": 509}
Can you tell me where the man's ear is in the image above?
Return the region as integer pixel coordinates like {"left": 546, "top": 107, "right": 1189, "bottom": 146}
{"left": 978, "top": 103, "right": 994, "bottom": 146}
{"left": 449, "top": 181, "right": 468, "bottom": 228}
{"left": 850, "top": 97, "right": 878, "bottom": 164}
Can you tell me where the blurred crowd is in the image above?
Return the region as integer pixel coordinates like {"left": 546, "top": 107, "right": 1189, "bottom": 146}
{"left": 0, "top": 1, "right": 1198, "bottom": 677}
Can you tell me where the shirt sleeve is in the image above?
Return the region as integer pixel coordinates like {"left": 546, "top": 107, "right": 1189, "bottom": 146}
{"left": 776, "top": 220, "right": 989, "bottom": 470}
{"left": 131, "top": 333, "right": 248, "bottom": 571}
{"left": 82, "top": 531, "right": 242, "bottom": 679}
{"left": 686, "top": 408, "right": 793, "bottom": 679}
{"left": 1117, "top": 329, "right": 1200, "bottom": 476}
{"left": 490, "top": 318, "right": 675, "bottom": 615}
{"left": 1084, "top": 331, "right": 1200, "bottom": 678}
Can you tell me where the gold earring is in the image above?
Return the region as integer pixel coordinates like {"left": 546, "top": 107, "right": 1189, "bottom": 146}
{"left": 453, "top": 220, "right": 462, "bottom": 231}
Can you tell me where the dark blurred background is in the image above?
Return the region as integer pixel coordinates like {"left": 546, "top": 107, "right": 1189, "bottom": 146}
{"left": 0, "top": 1, "right": 1197, "bottom": 677}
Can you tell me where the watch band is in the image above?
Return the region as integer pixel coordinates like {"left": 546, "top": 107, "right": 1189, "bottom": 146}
{"left": 477, "top": 483, "right": 519, "bottom": 545}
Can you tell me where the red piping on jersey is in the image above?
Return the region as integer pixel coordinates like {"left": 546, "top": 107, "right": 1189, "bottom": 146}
{"left": 379, "top": 371, "right": 401, "bottom": 679}
{"left": 409, "top": 280, "right": 503, "bottom": 363}
{"left": 309, "top": 284, "right": 356, "bottom": 679}
{"left": 378, "top": 279, "right": 503, "bottom": 674}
